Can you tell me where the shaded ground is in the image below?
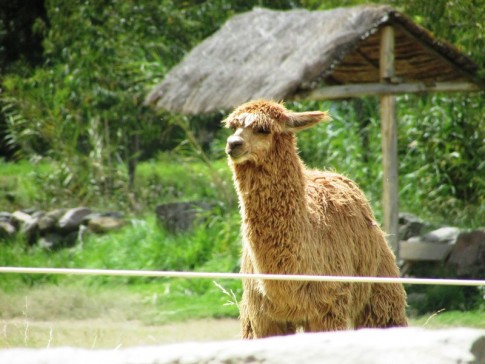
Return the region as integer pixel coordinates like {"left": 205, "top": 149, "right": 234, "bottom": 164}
{"left": 1, "top": 318, "right": 240, "bottom": 349}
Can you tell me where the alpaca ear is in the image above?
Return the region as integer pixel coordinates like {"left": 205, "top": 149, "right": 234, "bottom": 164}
{"left": 284, "top": 111, "right": 331, "bottom": 132}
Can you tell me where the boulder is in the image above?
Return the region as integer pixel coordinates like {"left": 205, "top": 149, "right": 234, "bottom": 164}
{"left": 38, "top": 233, "right": 64, "bottom": 250}
{"left": 0, "top": 212, "right": 15, "bottom": 238}
{"left": 58, "top": 207, "right": 92, "bottom": 232}
{"left": 406, "top": 226, "right": 460, "bottom": 245}
{"left": 11, "top": 210, "right": 34, "bottom": 228}
{"left": 400, "top": 227, "right": 459, "bottom": 263}
{"left": 20, "top": 217, "right": 40, "bottom": 245}
{"left": 0, "top": 211, "right": 12, "bottom": 222}
{"left": 446, "top": 229, "right": 485, "bottom": 278}
{"left": 87, "top": 216, "right": 125, "bottom": 234}
{"left": 0, "top": 328, "right": 483, "bottom": 364}
{"left": 38, "top": 231, "right": 78, "bottom": 250}
{"left": 398, "top": 212, "right": 431, "bottom": 240}
{"left": 0, "top": 221, "right": 16, "bottom": 237}
{"left": 38, "top": 209, "right": 67, "bottom": 233}
{"left": 155, "top": 201, "right": 214, "bottom": 233}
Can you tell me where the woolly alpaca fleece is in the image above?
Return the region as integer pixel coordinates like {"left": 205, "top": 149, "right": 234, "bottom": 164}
{"left": 224, "top": 100, "right": 407, "bottom": 339}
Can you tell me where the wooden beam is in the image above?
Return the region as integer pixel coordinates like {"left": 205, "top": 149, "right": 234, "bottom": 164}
{"left": 380, "top": 26, "right": 399, "bottom": 257}
{"left": 298, "top": 81, "right": 482, "bottom": 100}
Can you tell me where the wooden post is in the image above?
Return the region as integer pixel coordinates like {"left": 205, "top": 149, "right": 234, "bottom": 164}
{"left": 379, "top": 26, "right": 399, "bottom": 257}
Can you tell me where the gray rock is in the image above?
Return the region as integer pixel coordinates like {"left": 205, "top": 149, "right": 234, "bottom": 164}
{"left": 38, "top": 233, "right": 63, "bottom": 249}
{"left": 38, "top": 209, "right": 67, "bottom": 233}
{"left": 446, "top": 229, "right": 485, "bottom": 278}
{"left": 407, "top": 226, "right": 460, "bottom": 245}
{"left": 398, "top": 212, "right": 431, "bottom": 240}
{"left": 87, "top": 216, "right": 125, "bottom": 234}
{"left": 11, "top": 210, "right": 34, "bottom": 228}
{"left": 0, "top": 328, "right": 483, "bottom": 364}
{"left": 21, "top": 217, "right": 39, "bottom": 245}
{"left": 58, "top": 207, "right": 92, "bottom": 232}
{"left": 82, "top": 211, "right": 124, "bottom": 224}
{"left": 155, "top": 201, "right": 214, "bottom": 233}
{"left": 0, "top": 221, "right": 16, "bottom": 237}
{"left": 38, "top": 231, "right": 78, "bottom": 250}
{"left": 0, "top": 211, "right": 12, "bottom": 222}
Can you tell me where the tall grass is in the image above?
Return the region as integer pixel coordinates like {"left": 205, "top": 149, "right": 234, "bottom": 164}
{"left": 0, "top": 212, "right": 242, "bottom": 286}
{"left": 0, "top": 208, "right": 243, "bottom": 323}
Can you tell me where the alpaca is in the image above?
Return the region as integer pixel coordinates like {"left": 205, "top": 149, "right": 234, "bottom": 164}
{"left": 223, "top": 99, "right": 407, "bottom": 339}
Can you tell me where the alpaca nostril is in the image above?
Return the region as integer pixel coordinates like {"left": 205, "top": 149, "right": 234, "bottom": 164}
{"left": 227, "top": 136, "right": 244, "bottom": 155}
{"left": 229, "top": 140, "right": 243, "bottom": 150}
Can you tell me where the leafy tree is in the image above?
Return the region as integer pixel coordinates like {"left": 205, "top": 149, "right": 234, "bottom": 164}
{"left": 0, "top": 0, "right": 48, "bottom": 159}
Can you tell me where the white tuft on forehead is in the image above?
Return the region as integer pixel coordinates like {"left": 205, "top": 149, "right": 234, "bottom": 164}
{"left": 237, "top": 113, "right": 258, "bottom": 127}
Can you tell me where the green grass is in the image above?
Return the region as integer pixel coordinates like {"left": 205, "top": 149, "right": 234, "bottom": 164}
{"left": 135, "top": 153, "right": 235, "bottom": 208}
{"left": 1, "top": 155, "right": 483, "bottom": 333}
{"left": 0, "top": 208, "right": 243, "bottom": 324}
{"left": 0, "top": 153, "right": 234, "bottom": 212}
{"left": 0, "top": 281, "right": 240, "bottom": 325}
{"left": 0, "top": 160, "right": 52, "bottom": 211}
{"left": 0, "top": 213, "right": 242, "bottom": 286}
{"left": 410, "top": 310, "right": 485, "bottom": 329}
{"left": 0, "top": 283, "right": 241, "bottom": 348}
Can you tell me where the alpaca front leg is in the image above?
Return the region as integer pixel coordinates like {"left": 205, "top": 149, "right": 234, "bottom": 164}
{"left": 250, "top": 316, "right": 296, "bottom": 338}
{"left": 241, "top": 304, "right": 296, "bottom": 338}
{"left": 239, "top": 294, "right": 255, "bottom": 339}
{"left": 241, "top": 313, "right": 254, "bottom": 339}
{"left": 240, "top": 288, "right": 296, "bottom": 338}
{"left": 241, "top": 308, "right": 295, "bottom": 338}
{"left": 354, "top": 283, "right": 408, "bottom": 328}
{"left": 304, "top": 310, "right": 351, "bottom": 332}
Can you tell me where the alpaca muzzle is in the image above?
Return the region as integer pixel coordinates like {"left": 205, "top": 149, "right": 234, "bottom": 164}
{"left": 226, "top": 136, "right": 245, "bottom": 158}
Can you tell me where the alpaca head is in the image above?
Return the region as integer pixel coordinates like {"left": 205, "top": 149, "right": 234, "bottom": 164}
{"left": 223, "top": 100, "right": 331, "bottom": 165}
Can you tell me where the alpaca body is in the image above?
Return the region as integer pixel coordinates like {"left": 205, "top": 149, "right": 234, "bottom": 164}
{"left": 224, "top": 100, "right": 407, "bottom": 338}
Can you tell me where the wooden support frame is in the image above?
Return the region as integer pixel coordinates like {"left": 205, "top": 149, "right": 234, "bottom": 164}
{"left": 298, "top": 81, "right": 481, "bottom": 101}
{"left": 380, "top": 26, "right": 399, "bottom": 257}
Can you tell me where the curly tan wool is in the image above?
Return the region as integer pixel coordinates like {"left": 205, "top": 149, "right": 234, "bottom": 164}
{"left": 223, "top": 100, "right": 407, "bottom": 339}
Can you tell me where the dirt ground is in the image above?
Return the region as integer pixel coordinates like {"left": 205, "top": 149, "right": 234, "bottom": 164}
{"left": 0, "top": 318, "right": 241, "bottom": 349}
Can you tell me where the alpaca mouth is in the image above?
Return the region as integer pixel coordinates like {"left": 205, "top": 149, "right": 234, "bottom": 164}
{"left": 227, "top": 149, "right": 249, "bottom": 162}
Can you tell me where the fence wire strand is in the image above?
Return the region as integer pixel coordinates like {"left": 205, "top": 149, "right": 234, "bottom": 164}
{"left": 0, "top": 267, "right": 484, "bottom": 287}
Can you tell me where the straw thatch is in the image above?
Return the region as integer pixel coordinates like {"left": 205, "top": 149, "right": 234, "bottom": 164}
{"left": 146, "top": 5, "right": 481, "bottom": 114}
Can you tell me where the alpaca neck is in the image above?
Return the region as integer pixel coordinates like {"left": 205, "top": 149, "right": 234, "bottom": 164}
{"left": 232, "top": 135, "right": 309, "bottom": 274}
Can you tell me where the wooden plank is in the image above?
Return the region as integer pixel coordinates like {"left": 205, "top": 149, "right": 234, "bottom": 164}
{"left": 297, "top": 81, "right": 482, "bottom": 100}
{"left": 399, "top": 241, "right": 453, "bottom": 261}
{"left": 380, "top": 26, "right": 400, "bottom": 257}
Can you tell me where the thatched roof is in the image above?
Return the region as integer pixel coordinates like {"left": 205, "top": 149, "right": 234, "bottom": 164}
{"left": 146, "top": 5, "right": 482, "bottom": 114}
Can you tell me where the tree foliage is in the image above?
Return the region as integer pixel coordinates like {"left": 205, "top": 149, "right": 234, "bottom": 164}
{"left": 0, "top": 0, "right": 484, "bottom": 223}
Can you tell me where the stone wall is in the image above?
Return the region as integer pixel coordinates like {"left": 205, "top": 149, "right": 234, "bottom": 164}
{"left": 0, "top": 201, "right": 215, "bottom": 248}
{"left": 399, "top": 212, "right": 485, "bottom": 279}
{"left": 0, "top": 207, "right": 125, "bottom": 249}
{"left": 0, "top": 328, "right": 484, "bottom": 364}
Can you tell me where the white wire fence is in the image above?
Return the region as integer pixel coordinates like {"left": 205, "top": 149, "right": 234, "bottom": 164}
{"left": 1, "top": 267, "right": 484, "bottom": 287}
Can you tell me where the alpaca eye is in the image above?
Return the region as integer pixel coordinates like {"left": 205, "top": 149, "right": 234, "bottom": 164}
{"left": 255, "top": 127, "right": 271, "bottom": 135}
